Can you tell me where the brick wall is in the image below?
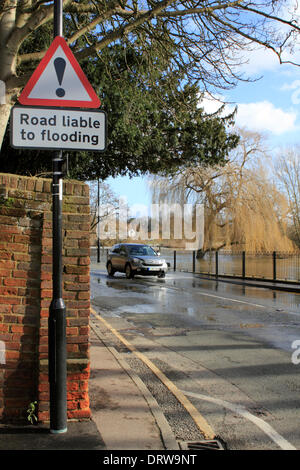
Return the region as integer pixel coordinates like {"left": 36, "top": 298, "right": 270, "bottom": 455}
{"left": 0, "top": 173, "right": 91, "bottom": 423}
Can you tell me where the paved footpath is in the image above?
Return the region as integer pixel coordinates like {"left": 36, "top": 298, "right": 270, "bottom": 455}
{"left": 0, "top": 323, "right": 177, "bottom": 451}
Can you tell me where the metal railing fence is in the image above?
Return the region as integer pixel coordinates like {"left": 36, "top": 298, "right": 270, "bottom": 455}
{"left": 90, "top": 246, "right": 300, "bottom": 283}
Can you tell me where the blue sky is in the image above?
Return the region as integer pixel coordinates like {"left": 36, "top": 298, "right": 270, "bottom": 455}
{"left": 107, "top": 29, "right": 300, "bottom": 211}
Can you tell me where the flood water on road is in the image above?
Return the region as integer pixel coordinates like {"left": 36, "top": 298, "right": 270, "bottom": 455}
{"left": 91, "top": 267, "right": 300, "bottom": 353}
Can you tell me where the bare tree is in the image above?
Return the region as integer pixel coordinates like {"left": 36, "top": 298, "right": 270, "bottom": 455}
{"left": 89, "top": 180, "right": 119, "bottom": 232}
{"left": 275, "top": 147, "right": 300, "bottom": 246}
{"left": 150, "top": 129, "right": 294, "bottom": 252}
{"left": 1, "top": 0, "right": 300, "bottom": 147}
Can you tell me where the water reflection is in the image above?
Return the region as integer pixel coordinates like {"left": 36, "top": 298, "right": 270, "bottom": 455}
{"left": 91, "top": 269, "right": 300, "bottom": 313}
{"left": 196, "top": 278, "right": 300, "bottom": 312}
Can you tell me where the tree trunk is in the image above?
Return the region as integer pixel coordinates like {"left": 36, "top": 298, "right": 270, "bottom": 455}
{"left": 0, "top": 99, "right": 13, "bottom": 149}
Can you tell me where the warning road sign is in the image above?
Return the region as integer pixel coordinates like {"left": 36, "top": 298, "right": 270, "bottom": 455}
{"left": 11, "top": 106, "right": 106, "bottom": 151}
{"left": 18, "top": 37, "right": 100, "bottom": 108}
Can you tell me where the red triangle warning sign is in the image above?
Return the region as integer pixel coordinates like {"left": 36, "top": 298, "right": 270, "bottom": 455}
{"left": 19, "top": 36, "right": 101, "bottom": 108}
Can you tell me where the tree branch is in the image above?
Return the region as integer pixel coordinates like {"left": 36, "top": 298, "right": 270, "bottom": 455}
{"left": 75, "top": 0, "right": 177, "bottom": 60}
{"left": 67, "top": 3, "right": 122, "bottom": 45}
{"left": 239, "top": 4, "right": 300, "bottom": 33}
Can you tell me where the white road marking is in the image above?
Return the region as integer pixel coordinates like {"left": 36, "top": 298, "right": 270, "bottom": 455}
{"left": 195, "top": 291, "right": 266, "bottom": 308}
{"left": 182, "top": 390, "right": 297, "bottom": 450}
{"left": 159, "top": 280, "right": 267, "bottom": 308}
{"left": 147, "top": 277, "right": 300, "bottom": 316}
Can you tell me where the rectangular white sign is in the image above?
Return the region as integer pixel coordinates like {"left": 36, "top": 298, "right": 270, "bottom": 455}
{"left": 11, "top": 105, "right": 106, "bottom": 151}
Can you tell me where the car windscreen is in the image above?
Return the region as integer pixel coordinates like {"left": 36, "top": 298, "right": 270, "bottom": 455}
{"left": 128, "top": 245, "right": 157, "bottom": 256}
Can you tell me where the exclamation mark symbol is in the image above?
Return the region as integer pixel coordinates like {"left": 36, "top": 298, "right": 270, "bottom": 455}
{"left": 54, "top": 57, "right": 66, "bottom": 97}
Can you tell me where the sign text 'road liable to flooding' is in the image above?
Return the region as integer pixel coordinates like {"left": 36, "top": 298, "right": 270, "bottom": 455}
{"left": 11, "top": 106, "right": 107, "bottom": 151}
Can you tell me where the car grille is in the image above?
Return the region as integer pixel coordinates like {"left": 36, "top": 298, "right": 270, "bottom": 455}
{"left": 142, "top": 262, "right": 162, "bottom": 266}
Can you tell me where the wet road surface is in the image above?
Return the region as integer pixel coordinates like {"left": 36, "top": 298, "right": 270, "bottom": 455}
{"left": 90, "top": 267, "right": 300, "bottom": 450}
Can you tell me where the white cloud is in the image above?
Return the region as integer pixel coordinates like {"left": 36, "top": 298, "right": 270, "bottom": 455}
{"left": 280, "top": 80, "right": 300, "bottom": 104}
{"left": 240, "top": 47, "right": 281, "bottom": 76}
{"left": 199, "top": 94, "right": 227, "bottom": 115}
{"left": 200, "top": 94, "right": 298, "bottom": 134}
{"left": 235, "top": 101, "right": 298, "bottom": 134}
{"left": 199, "top": 91, "right": 298, "bottom": 135}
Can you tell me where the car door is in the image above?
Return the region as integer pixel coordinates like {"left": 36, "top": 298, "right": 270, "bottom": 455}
{"left": 110, "top": 245, "right": 121, "bottom": 270}
{"left": 118, "top": 245, "right": 128, "bottom": 272}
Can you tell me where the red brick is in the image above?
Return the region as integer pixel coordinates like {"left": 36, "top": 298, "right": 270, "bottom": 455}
{"left": 5, "top": 351, "right": 20, "bottom": 360}
{"left": 67, "top": 409, "right": 90, "bottom": 419}
{"left": 38, "top": 411, "right": 50, "bottom": 421}
{"left": 67, "top": 392, "right": 87, "bottom": 400}
{"left": 10, "top": 325, "right": 24, "bottom": 333}
{"left": 0, "top": 269, "right": 11, "bottom": 277}
{"left": 0, "top": 233, "right": 13, "bottom": 242}
{"left": 0, "top": 226, "right": 19, "bottom": 235}
{"left": 67, "top": 344, "right": 79, "bottom": 353}
{"left": 67, "top": 335, "right": 88, "bottom": 344}
{"left": 12, "top": 270, "right": 28, "bottom": 278}
{"left": 67, "top": 381, "right": 79, "bottom": 392}
{"left": 0, "top": 260, "right": 14, "bottom": 269}
{"left": 66, "top": 327, "right": 78, "bottom": 335}
{"left": 4, "top": 278, "right": 26, "bottom": 287}
{"left": 0, "top": 296, "right": 21, "bottom": 305}
{"left": 0, "top": 251, "right": 11, "bottom": 260}
{"left": 38, "top": 383, "right": 49, "bottom": 392}
{"left": 8, "top": 243, "right": 28, "bottom": 253}
{"left": 79, "top": 326, "right": 89, "bottom": 335}
{"left": 6, "top": 342, "right": 21, "bottom": 350}
{"left": 77, "top": 292, "right": 90, "bottom": 300}
{"left": 39, "top": 372, "right": 48, "bottom": 380}
{"left": 0, "top": 333, "right": 12, "bottom": 342}
{"left": 0, "top": 286, "right": 18, "bottom": 296}
{"left": 3, "top": 315, "right": 18, "bottom": 323}
{"left": 67, "top": 400, "right": 78, "bottom": 410}
{"left": 79, "top": 382, "right": 89, "bottom": 392}
{"left": 78, "top": 399, "right": 89, "bottom": 409}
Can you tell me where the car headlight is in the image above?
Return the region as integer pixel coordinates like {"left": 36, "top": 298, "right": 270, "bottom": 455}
{"left": 132, "top": 257, "right": 142, "bottom": 265}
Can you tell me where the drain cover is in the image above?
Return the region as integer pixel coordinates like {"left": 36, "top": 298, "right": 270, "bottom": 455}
{"left": 178, "top": 439, "right": 225, "bottom": 450}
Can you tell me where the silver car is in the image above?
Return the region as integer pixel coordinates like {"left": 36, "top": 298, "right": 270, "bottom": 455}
{"left": 106, "top": 243, "right": 168, "bottom": 279}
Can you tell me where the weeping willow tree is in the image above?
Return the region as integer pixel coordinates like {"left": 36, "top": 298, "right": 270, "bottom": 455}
{"left": 275, "top": 147, "right": 300, "bottom": 247}
{"left": 150, "top": 129, "right": 295, "bottom": 253}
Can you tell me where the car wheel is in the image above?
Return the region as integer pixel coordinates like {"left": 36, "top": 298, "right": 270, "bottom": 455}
{"left": 158, "top": 272, "right": 166, "bottom": 278}
{"left": 125, "top": 263, "right": 134, "bottom": 279}
{"left": 107, "top": 262, "right": 115, "bottom": 277}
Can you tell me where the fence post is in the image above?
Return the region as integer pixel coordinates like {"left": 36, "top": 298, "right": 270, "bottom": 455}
{"left": 174, "top": 250, "right": 177, "bottom": 272}
{"left": 193, "top": 251, "right": 196, "bottom": 273}
{"left": 242, "top": 251, "right": 246, "bottom": 279}
{"left": 215, "top": 251, "right": 218, "bottom": 278}
{"left": 97, "top": 238, "right": 101, "bottom": 263}
{"left": 273, "top": 251, "right": 277, "bottom": 281}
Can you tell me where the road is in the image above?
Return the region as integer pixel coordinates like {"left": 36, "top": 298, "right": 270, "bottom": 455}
{"left": 90, "top": 265, "right": 300, "bottom": 450}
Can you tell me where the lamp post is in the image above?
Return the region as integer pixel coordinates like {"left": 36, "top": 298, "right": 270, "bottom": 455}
{"left": 97, "top": 179, "right": 101, "bottom": 263}
{"left": 48, "top": 0, "right": 67, "bottom": 434}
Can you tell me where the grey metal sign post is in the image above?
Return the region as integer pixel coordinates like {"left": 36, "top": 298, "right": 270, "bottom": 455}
{"left": 48, "top": 0, "right": 67, "bottom": 434}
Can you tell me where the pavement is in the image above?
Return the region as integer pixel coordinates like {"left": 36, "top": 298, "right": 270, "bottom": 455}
{"left": 0, "top": 315, "right": 178, "bottom": 452}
